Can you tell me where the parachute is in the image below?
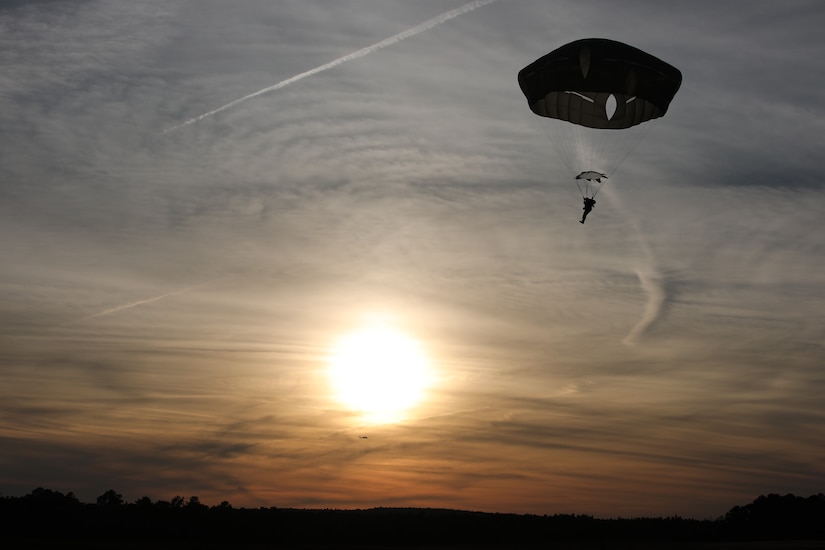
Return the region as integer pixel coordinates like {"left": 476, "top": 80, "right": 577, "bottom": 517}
{"left": 575, "top": 170, "right": 608, "bottom": 199}
{"left": 518, "top": 38, "right": 681, "bottom": 199}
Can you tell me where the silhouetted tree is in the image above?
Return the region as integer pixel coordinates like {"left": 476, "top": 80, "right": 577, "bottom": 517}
{"left": 722, "top": 492, "right": 825, "bottom": 540}
{"left": 134, "top": 495, "right": 154, "bottom": 508}
{"left": 185, "top": 495, "right": 208, "bottom": 511}
{"left": 96, "top": 489, "right": 124, "bottom": 508}
{"left": 214, "top": 500, "right": 233, "bottom": 510}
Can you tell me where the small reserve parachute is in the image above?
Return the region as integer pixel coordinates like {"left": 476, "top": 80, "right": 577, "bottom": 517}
{"left": 518, "top": 38, "right": 682, "bottom": 204}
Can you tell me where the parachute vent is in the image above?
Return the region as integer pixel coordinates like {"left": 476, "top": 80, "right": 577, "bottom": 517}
{"left": 605, "top": 94, "right": 617, "bottom": 121}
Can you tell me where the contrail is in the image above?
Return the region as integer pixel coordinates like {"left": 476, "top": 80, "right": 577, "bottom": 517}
{"left": 622, "top": 267, "right": 665, "bottom": 346}
{"left": 63, "top": 281, "right": 214, "bottom": 326}
{"left": 164, "top": 0, "right": 498, "bottom": 133}
{"left": 603, "top": 185, "right": 668, "bottom": 347}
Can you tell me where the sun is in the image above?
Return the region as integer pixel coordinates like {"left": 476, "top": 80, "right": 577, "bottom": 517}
{"left": 328, "top": 324, "right": 433, "bottom": 423}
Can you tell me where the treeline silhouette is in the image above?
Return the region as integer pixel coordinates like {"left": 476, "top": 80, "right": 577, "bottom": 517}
{"left": 2, "top": 488, "right": 824, "bottom": 548}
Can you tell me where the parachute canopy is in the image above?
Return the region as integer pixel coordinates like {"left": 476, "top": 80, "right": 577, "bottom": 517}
{"left": 518, "top": 38, "right": 682, "bottom": 130}
{"left": 576, "top": 171, "right": 607, "bottom": 183}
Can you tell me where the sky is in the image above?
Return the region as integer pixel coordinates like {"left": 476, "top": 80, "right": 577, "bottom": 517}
{"left": 1, "top": 0, "right": 824, "bottom": 520}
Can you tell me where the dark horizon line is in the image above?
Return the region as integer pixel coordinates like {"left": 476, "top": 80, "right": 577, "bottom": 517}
{"left": 4, "top": 486, "right": 824, "bottom": 520}
{"left": 4, "top": 488, "right": 825, "bottom": 546}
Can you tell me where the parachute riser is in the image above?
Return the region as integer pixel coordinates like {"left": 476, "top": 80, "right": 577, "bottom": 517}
{"left": 576, "top": 183, "right": 601, "bottom": 200}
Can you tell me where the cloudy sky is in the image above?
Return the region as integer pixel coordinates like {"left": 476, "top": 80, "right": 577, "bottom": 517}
{"left": 2, "top": 0, "right": 824, "bottom": 519}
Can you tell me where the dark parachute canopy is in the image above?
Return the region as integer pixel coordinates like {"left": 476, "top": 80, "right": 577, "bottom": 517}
{"left": 518, "top": 38, "right": 682, "bottom": 130}
{"left": 518, "top": 38, "right": 681, "bottom": 200}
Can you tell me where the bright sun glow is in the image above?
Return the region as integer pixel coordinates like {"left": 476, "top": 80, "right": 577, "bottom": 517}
{"left": 328, "top": 325, "right": 432, "bottom": 423}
